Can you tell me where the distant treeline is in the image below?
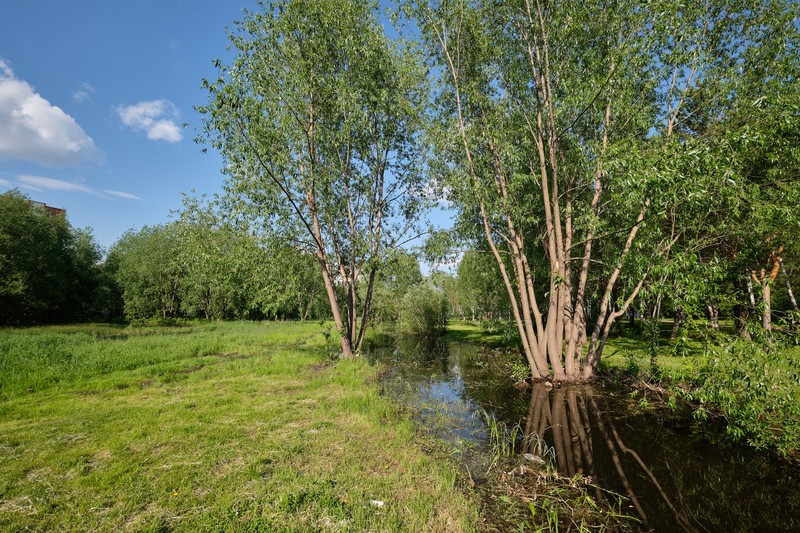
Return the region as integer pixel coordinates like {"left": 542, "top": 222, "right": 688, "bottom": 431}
{"left": 0, "top": 190, "right": 332, "bottom": 324}
{"left": 1, "top": 190, "right": 452, "bottom": 328}
{"left": 0, "top": 191, "right": 105, "bottom": 324}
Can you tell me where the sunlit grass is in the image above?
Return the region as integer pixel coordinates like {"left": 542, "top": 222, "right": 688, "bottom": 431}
{"left": 0, "top": 321, "right": 478, "bottom": 531}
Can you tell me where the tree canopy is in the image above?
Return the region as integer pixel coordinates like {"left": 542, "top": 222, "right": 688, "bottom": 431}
{"left": 0, "top": 190, "right": 103, "bottom": 324}
{"left": 404, "top": 0, "right": 800, "bottom": 380}
{"left": 200, "top": 0, "right": 429, "bottom": 357}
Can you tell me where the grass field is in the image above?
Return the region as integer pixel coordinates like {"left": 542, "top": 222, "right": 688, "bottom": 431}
{"left": 0, "top": 321, "right": 478, "bottom": 531}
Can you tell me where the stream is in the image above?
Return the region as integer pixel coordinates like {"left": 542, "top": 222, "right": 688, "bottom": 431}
{"left": 366, "top": 335, "right": 800, "bottom": 532}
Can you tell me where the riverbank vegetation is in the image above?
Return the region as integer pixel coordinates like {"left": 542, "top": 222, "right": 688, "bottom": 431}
{"left": 599, "top": 320, "right": 800, "bottom": 461}
{"left": 2, "top": 0, "right": 799, "bottom": 527}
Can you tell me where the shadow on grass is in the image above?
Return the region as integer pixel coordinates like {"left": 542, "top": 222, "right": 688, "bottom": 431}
{"left": 442, "top": 320, "right": 519, "bottom": 349}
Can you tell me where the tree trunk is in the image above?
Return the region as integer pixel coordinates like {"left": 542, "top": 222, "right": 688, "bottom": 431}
{"left": 670, "top": 307, "right": 685, "bottom": 340}
{"left": 733, "top": 304, "right": 752, "bottom": 341}
{"left": 316, "top": 254, "right": 353, "bottom": 358}
{"left": 301, "top": 285, "right": 315, "bottom": 321}
{"left": 747, "top": 273, "right": 756, "bottom": 308}
{"left": 707, "top": 304, "right": 719, "bottom": 331}
{"left": 786, "top": 278, "right": 798, "bottom": 312}
{"left": 762, "top": 282, "right": 772, "bottom": 331}
{"left": 781, "top": 258, "right": 798, "bottom": 312}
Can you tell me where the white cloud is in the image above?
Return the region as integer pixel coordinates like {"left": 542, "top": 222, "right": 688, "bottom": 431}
{"left": 72, "top": 82, "right": 96, "bottom": 103}
{"left": 0, "top": 59, "right": 102, "bottom": 166}
{"left": 7, "top": 174, "right": 139, "bottom": 201}
{"left": 103, "top": 189, "right": 142, "bottom": 200}
{"left": 18, "top": 175, "right": 92, "bottom": 193}
{"left": 116, "top": 99, "right": 183, "bottom": 143}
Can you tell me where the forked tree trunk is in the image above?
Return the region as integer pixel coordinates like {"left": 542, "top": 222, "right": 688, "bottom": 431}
{"left": 316, "top": 254, "right": 354, "bottom": 358}
{"left": 750, "top": 247, "right": 782, "bottom": 333}
{"left": 430, "top": 0, "right": 673, "bottom": 382}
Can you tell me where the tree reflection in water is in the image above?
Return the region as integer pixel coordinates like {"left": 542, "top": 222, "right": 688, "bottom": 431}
{"left": 371, "top": 337, "right": 800, "bottom": 532}
{"left": 523, "top": 384, "right": 696, "bottom": 531}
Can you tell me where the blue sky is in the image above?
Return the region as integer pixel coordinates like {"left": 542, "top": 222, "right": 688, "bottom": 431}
{"left": 0, "top": 1, "right": 261, "bottom": 251}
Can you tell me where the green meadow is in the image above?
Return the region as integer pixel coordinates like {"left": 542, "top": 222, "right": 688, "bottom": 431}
{"left": 0, "top": 322, "right": 478, "bottom": 531}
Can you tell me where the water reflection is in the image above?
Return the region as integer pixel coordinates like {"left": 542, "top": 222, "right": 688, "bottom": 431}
{"left": 368, "top": 336, "right": 800, "bottom": 532}
{"left": 523, "top": 382, "right": 800, "bottom": 531}
{"left": 523, "top": 384, "right": 697, "bottom": 530}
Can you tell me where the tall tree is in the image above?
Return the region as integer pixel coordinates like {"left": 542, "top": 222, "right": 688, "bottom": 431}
{"left": 109, "top": 224, "right": 185, "bottom": 321}
{"left": 405, "top": 0, "right": 798, "bottom": 380}
{"left": 200, "top": 0, "right": 427, "bottom": 356}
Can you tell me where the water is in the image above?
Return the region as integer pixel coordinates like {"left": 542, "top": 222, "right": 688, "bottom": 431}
{"left": 366, "top": 335, "right": 800, "bottom": 532}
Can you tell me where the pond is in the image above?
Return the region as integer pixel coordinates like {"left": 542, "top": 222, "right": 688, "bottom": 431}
{"left": 366, "top": 335, "right": 800, "bottom": 532}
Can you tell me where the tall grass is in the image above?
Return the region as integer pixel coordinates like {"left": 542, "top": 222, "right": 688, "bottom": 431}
{"left": 0, "top": 322, "right": 478, "bottom": 531}
{"left": 0, "top": 321, "right": 327, "bottom": 400}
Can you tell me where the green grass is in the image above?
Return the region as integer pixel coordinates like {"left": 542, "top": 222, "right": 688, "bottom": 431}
{"left": 0, "top": 321, "right": 478, "bottom": 531}
{"left": 444, "top": 320, "right": 516, "bottom": 348}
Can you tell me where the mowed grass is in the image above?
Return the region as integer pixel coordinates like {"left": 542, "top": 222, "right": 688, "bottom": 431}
{"left": 0, "top": 322, "right": 478, "bottom": 531}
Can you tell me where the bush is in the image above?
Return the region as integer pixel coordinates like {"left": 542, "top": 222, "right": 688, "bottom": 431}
{"left": 399, "top": 284, "right": 448, "bottom": 336}
{"left": 680, "top": 339, "right": 800, "bottom": 457}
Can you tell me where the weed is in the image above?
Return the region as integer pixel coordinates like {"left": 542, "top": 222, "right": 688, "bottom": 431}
{"left": 483, "top": 409, "right": 521, "bottom": 458}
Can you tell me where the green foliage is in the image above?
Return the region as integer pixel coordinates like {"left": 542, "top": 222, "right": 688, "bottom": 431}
{"left": 455, "top": 251, "right": 509, "bottom": 321}
{"left": 200, "top": 0, "right": 429, "bottom": 353}
{"left": 108, "top": 217, "right": 328, "bottom": 323}
{"left": 399, "top": 284, "right": 448, "bottom": 337}
{"left": 482, "top": 409, "right": 521, "bottom": 458}
{"left": 107, "top": 224, "right": 185, "bottom": 321}
{"left": 681, "top": 340, "right": 800, "bottom": 457}
{"left": 369, "top": 249, "right": 424, "bottom": 324}
{"left": 0, "top": 190, "right": 103, "bottom": 324}
{"left": 402, "top": 0, "right": 800, "bottom": 380}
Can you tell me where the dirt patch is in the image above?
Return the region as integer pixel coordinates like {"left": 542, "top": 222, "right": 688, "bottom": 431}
{"left": 0, "top": 495, "right": 37, "bottom": 515}
{"left": 309, "top": 362, "right": 331, "bottom": 373}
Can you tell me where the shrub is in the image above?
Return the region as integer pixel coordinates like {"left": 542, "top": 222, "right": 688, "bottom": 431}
{"left": 399, "top": 284, "right": 448, "bottom": 336}
{"left": 680, "top": 339, "right": 800, "bottom": 457}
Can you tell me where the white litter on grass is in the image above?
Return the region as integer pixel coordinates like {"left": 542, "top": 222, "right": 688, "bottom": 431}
{"left": 524, "top": 453, "right": 546, "bottom": 465}
{"left": 369, "top": 500, "right": 385, "bottom": 507}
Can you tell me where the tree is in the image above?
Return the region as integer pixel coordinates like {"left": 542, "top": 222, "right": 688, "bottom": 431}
{"left": 369, "top": 248, "right": 424, "bottom": 324}
{"left": 108, "top": 224, "right": 185, "bottom": 321}
{"left": 200, "top": 0, "right": 427, "bottom": 356}
{"left": 177, "top": 197, "right": 267, "bottom": 321}
{"left": 399, "top": 283, "right": 448, "bottom": 336}
{"left": 456, "top": 251, "right": 508, "bottom": 321}
{"left": 405, "top": 0, "right": 798, "bottom": 380}
{"left": 252, "top": 237, "right": 329, "bottom": 321}
{"left": 0, "top": 190, "right": 102, "bottom": 324}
